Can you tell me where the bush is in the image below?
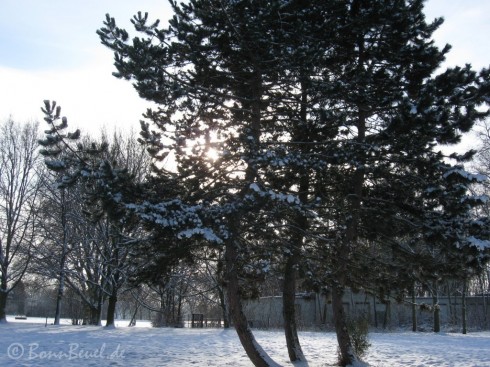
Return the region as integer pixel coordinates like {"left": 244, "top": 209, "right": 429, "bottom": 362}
{"left": 151, "top": 312, "right": 165, "bottom": 328}
{"left": 347, "top": 315, "right": 371, "bottom": 359}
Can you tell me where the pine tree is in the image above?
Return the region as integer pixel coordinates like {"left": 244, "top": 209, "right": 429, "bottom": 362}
{"left": 95, "top": 1, "right": 490, "bottom": 366}
{"left": 39, "top": 102, "right": 150, "bottom": 327}
{"left": 97, "top": 2, "right": 308, "bottom": 365}
{"left": 298, "top": 2, "right": 490, "bottom": 363}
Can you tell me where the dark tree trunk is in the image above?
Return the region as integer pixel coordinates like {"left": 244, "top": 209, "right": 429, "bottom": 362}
{"left": 221, "top": 69, "right": 279, "bottom": 366}
{"left": 332, "top": 285, "right": 357, "bottom": 366}
{"left": 383, "top": 301, "right": 391, "bottom": 329}
{"left": 462, "top": 278, "right": 467, "bottom": 335}
{"left": 412, "top": 283, "right": 417, "bottom": 332}
{"left": 86, "top": 304, "right": 101, "bottom": 326}
{"left": 96, "top": 294, "right": 103, "bottom": 326}
{"left": 0, "top": 270, "right": 8, "bottom": 323}
{"left": 330, "top": 35, "right": 366, "bottom": 361}
{"left": 54, "top": 279, "right": 63, "bottom": 326}
{"left": 106, "top": 290, "right": 117, "bottom": 328}
{"left": 218, "top": 283, "right": 230, "bottom": 328}
{"left": 90, "top": 306, "right": 98, "bottom": 326}
{"left": 432, "top": 282, "right": 440, "bottom": 333}
{"left": 282, "top": 255, "right": 305, "bottom": 362}
{"left": 54, "top": 264, "right": 66, "bottom": 325}
{"left": 282, "top": 102, "right": 309, "bottom": 360}
{"left": 225, "top": 241, "right": 280, "bottom": 367}
{"left": 128, "top": 304, "right": 139, "bottom": 327}
{"left": 481, "top": 277, "right": 488, "bottom": 329}
{"left": 0, "top": 288, "right": 7, "bottom": 323}
{"left": 54, "top": 189, "right": 68, "bottom": 326}
{"left": 447, "top": 281, "right": 454, "bottom": 325}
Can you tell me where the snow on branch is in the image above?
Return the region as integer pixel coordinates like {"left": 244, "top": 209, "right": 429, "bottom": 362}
{"left": 442, "top": 166, "right": 487, "bottom": 183}
{"left": 467, "top": 236, "right": 490, "bottom": 251}
{"left": 249, "top": 183, "right": 300, "bottom": 205}
{"left": 126, "top": 200, "right": 222, "bottom": 244}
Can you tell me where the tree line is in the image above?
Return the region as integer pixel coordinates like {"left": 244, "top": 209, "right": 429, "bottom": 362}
{"left": 1, "top": 120, "right": 228, "bottom": 328}
{"left": 1, "top": 1, "right": 490, "bottom": 366}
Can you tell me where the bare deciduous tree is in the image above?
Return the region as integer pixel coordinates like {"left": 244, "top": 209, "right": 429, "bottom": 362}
{"left": 0, "top": 118, "right": 42, "bottom": 322}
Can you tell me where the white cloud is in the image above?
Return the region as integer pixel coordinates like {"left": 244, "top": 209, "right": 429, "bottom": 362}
{"left": 0, "top": 0, "right": 169, "bottom": 134}
{"left": 424, "top": 0, "right": 490, "bottom": 70}
{"left": 1, "top": 0, "right": 488, "bottom": 139}
{"left": 0, "top": 50, "right": 151, "bottom": 134}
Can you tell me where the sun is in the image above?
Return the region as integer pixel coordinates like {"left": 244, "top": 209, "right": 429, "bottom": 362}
{"left": 206, "top": 147, "right": 220, "bottom": 161}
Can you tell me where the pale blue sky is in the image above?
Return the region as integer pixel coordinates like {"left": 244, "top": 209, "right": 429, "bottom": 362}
{"left": 0, "top": 0, "right": 171, "bottom": 133}
{"left": 0, "top": 0, "right": 488, "bottom": 135}
{"left": 0, "top": 0, "right": 172, "bottom": 70}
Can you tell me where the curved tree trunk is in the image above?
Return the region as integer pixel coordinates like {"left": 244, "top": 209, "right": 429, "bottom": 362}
{"left": 128, "top": 303, "right": 139, "bottom": 327}
{"left": 332, "top": 285, "right": 357, "bottom": 366}
{"left": 330, "top": 31, "right": 367, "bottom": 361}
{"left": 333, "top": 168, "right": 364, "bottom": 365}
{"left": 225, "top": 241, "right": 281, "bottom": 367}
{"left": 283, "top": 255, "right": 306, "bottom": 362}
{"left": 282, "top": 100, "right": 309, "bottom": 360}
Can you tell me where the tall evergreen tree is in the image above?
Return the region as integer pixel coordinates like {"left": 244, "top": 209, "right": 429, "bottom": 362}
{"left": 98, "top": 2, "right": 305, "bottom": 365}
{"left": 95, "top": 1, "right": 490, "bottom": 366}
{"left": 39, "top": 102, "right": 150, "bottom": 327}
{"left": 295, "top": 1, "right": 489, "bottom": 363}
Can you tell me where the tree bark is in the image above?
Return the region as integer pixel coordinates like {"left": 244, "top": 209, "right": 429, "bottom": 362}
{"left": 282, "top": 156, "right": 308, "bottom": 362}
{"left": 282, "top": 255, "right": 306, "bottom": 362}
{"left": 218, "top": 283, "right": 230, "bottom": 328}
{"left": 0, "top": 287, "right": 7, "bottom": 323}
{"left": 447, "top": 281, "right": 454, "bottom": 325}
{"left": 225, "top": 241, "right": 280, "bottom": 367}
{"left": 86, "top": 303, "right": 102, "bottom": 326}
{"left": 432, "top": 282, "right": 440, "bottom": 333}
{"left": 54, "top": 188, "right": 68, "bottom": 326}
{"left": 383, "top": 301, "right": 391, "bottom": 330}
{"left": 332, "top": 285, "right": 357, "bottom": 366}
{"left": 129, "top": 303, "right": 139, "bottom": 327}
{"left": 462, "top": 278, "right": 467, "bottom": 335}
{"left": 330, "top": 30, "right": 367, "bottom": 359}
{"left": 478, "top": 275, "right": 488, "bottom": 329}
{"left": 106, "top": 289, "right": 117, "bottom": 328}
{"left": 412, "top": 283, "right": 417, "bottom": 332}
{"left": 54, "top": 276, "right": 64, "bottom": 326}
{"left": 54, "top": 252, "right": 67, "bottom": 325}
{"left": 283, "top": 160, "right": 310, "bottom": 358}
{"left": 333, "top": 152, "right": 365, "bottom": 364}
{"left": 96, "top": 292, "right": 104, "bottom": 326}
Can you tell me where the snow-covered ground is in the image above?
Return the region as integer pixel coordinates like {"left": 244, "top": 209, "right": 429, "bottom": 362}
{"left": 1, "top": 316, "right": 489, "bottom": 366}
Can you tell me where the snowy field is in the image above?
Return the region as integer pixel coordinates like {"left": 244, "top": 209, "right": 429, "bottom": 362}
{"left": 1, "top": 317, "right": 489, "bottom": 366}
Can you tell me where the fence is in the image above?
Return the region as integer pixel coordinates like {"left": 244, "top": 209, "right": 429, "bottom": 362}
{"left": 243, "top": 292, "right": 490, "bottom": 331}
{"left": 187, "top": 313, "right": 223, "bottom": 328}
